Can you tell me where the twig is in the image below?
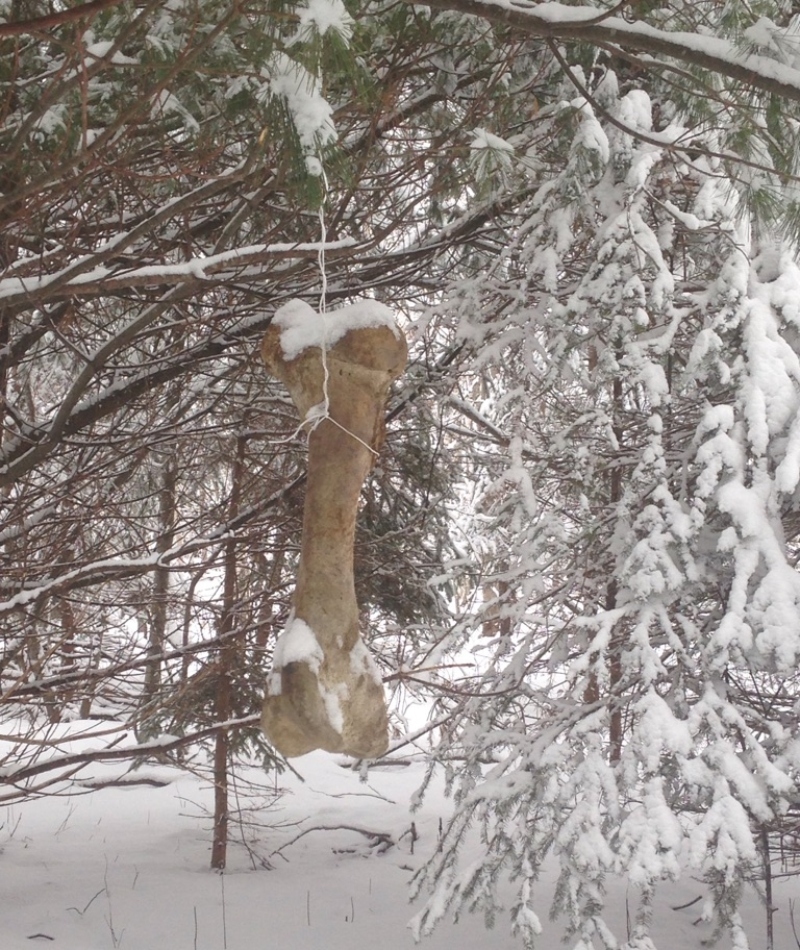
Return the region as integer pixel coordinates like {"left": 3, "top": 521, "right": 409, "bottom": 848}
{"left": 270, "top": 824, "right": 395, "bottom": 858}
{"left": 672, "top": 895, "right": 703, "bottom": 912}
{"left": 68, "top": 887, "right": 105, "bottom": 916}
{"left": 76, "top": 777, "right": 170, "bottom": 789}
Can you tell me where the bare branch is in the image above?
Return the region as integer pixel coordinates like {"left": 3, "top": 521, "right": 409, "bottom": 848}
{"left": 0, "top": 0, "right": 128, "bottom": 37}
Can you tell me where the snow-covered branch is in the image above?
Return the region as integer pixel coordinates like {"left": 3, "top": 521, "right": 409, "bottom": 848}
{"left": 408, "top": 0, "right": 800, "bottom": 103}
{"left": 0, "top": 239, "right": 362, "bottom": 307}
{"left": 0, "top": 716, "right": 261, "bottom": 796}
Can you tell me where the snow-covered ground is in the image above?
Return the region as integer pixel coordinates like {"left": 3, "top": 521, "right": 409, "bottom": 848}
{"left": 2, "top": 746, "right": 798, "bottom": 950}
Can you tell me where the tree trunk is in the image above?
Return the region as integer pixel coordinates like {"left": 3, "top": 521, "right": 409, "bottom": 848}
{"left": 211, "top": 433, "right": 245, "bottom": 871}
{"left": 608, "top": 373, "right": 624, "bottom": 764}
{"left": 143, "top": 453, "right": 179, "bottom": 711}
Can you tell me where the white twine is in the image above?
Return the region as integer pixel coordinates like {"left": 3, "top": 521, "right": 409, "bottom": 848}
{"left": 273, "top": 163, "right": 378, "bottom": 458}
{"left": 314, "top": 170, "right": 332, "bottom": 432}
{"left": 306, "top": 168, "right": 378, "bottom": 457}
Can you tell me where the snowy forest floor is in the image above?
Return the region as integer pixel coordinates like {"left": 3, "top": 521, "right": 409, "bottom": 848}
{"left": 2, "top": 734, "right": 799, "bottom": 950}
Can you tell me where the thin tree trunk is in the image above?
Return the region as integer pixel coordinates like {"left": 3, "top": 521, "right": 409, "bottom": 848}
{"left": 608, "top": 372, "right": 624, "bottom": 764}
{"left": 211, "top": 434, "right": 245, "bottom": 871}
{"left": 143, "top": 453, "right": 179, "bottom": 709}
{"left": 761, "top": 825, "right": 774, "bottom": 950}
{"left": 584, "top": 347, "right": 624, "bottom": 760}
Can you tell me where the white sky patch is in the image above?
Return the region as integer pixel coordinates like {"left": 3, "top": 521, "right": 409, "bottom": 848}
{"left": 273, "top": 297, "right": 400, "bottom": 360}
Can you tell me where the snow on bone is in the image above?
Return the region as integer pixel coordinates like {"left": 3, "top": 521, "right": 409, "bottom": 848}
{"left": 272, "top": 297, "right": 401, "bottom": 360}
{"left": 260, "top": 298, "right": 407, "bottom": 757}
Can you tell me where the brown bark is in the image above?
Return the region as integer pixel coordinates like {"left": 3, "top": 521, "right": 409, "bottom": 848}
{"left": 143, "top": 453, "right": 178, "bottom": 708}
{"left": 211, "top": 435, "right": 245, "bottom": 870}
{"left": 0, "top": 0, "right": 128, "bottom": 37}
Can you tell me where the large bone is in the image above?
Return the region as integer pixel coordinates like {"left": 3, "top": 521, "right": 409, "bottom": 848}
{"left": 261, "top": 299, "right": 407, "bottom": 758}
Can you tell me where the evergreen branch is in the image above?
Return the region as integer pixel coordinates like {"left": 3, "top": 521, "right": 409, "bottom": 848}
{"left": 546, "top": 39, "right": 800, "bottom": 186}
{"left": 0, "top": 0, "right": 129, "bottom": 37}
{"left": 408, "top": 0, "right": 800, "bottom": 104}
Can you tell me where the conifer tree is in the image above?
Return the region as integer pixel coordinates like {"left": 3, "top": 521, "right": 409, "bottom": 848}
{"left": 404, "top": 8, "right": 800, "bottom": 946}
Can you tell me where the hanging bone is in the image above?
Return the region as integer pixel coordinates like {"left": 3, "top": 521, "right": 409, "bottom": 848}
{"left": 260, "top": 299, "right": 408, "bottom": 758}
